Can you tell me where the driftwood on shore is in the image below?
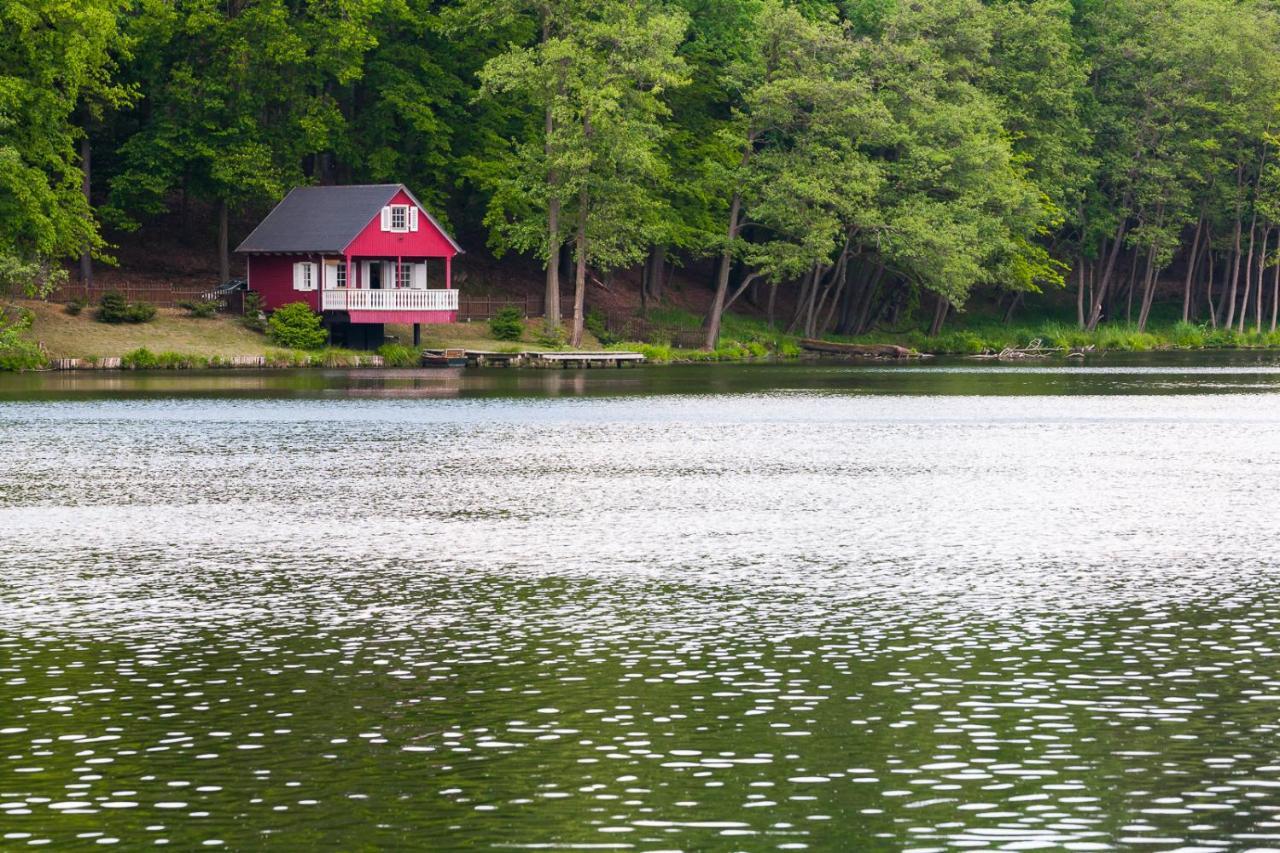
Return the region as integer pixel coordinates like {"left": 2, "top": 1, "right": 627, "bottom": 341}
{"left": 969, "top": 338, "right": 1097, "bottom": 360}
{"left": 798, "top": 339, "right": 919, "bottom": 359}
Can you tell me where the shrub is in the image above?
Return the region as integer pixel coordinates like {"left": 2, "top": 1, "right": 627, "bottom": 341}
{"left": 242, "top": 292, "right": 267, "bottom": 332}
{"left": 64, "top": 297, "right": 88, "bottom": 316}
{"left": 535, "top": 322, "right": 567, "bottom": 349}
{"left": 96, "top": 291, "right": 156, "bottom": 323}
{"left": 584, "top": 309, "right": 619, "bottom": 345}
{"left": 122, "top": 347, "right": 159, "bottom": 369}
{"left": 267, "top": 302, "right": 328, "bottom": 349}
{"left": 178, "top": 299, "right": 221, "bottom": 318}
{"left": 489, "top": 306, "right": 525, "bottom": 341}
{"left": 377, "top": 343, "right": 420, "bottom": 367}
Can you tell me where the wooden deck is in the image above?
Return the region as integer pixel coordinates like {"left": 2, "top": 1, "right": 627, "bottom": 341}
{"left": 458, "top": 350, "right": 646, "bottom": 368}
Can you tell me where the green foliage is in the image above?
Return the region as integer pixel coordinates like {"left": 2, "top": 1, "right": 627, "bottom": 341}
{"left": 488, "top": 306, "right": 525, "bottom": 341}
{"left": 377, "top": 343, "right": 420, "bottom": 367}
{"left": 584, "top": 309, "right": 617, "bottom": 345}
{"left": 0, "top": 306, "right": 45, "bottom": 371}
{"left": 177, "top": 299, "right": 221, "bottom": 319}
{"left": 242, "top": 292, "right": 266, "bottom": 332}
{"left": 64, "top": 298, "right": 88, "bottom": 316}
{"left": 267, "top": 302, "right": 327, "bottom": 350}
{"left": 122, "top": 347, "right": 210, "bottom": 369}
{"left": 0, "top": 0, "right": 132, "bottom": 289}
{"left": 534, "top": 322, "right": 567, "bottom": 349}
{"left": 95, "top": 291, "right": 156, "bottom": 323}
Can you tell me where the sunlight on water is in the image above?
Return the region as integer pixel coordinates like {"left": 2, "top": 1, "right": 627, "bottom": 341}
{"left": 3, "top": 363, "right": 1280, "bottom": 848}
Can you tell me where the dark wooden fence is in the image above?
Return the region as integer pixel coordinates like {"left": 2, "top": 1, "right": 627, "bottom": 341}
{"left": 456, "top": 294, "right": 546, "bottom": 322}
{"left": 49, "top": 283, "right": 211, "bottom": 308}
{"left": 599, "top": 314, "right": 705, "bottom": 347}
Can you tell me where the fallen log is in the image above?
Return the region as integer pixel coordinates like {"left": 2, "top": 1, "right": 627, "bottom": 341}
{"left": 799, "top": 339, "right": 916, "bottom": 358}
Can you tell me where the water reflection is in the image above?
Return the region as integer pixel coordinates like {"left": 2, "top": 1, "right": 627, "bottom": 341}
{"left": 2, "top": 370, "right": 1280, "bottom": 848}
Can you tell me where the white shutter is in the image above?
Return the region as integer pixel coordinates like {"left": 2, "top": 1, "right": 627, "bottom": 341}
{"left": 380, "top": 206, "right": 392, "bottom": 231}
{"left": 323, "top": 262, "right": 336, "bottom": 289}
{"left": 412, "top": 262, "right": 427, "bottom": 289}
{"left": 293, "top": 262, "right": 304, "bottom": 291}
{"left": 360, "top": 261, "right": 371, "bottom": 288}
{"left": 408, "top": 206, "right": 419, "bottom": 232}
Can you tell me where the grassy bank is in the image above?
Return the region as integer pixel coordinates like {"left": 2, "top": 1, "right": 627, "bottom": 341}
{"left": 13, "top": 296, "right": 1280, "bottom": 373}
{"left": 608, "top": 305, "right": 1280, "bottom": 358}
{"left": 836, "top": 320, "right": 1280, "bottom": 354}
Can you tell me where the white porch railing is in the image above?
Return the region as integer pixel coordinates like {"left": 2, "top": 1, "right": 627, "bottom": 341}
{"left": 321, "top": 289, "right": 458, "bottom": 312}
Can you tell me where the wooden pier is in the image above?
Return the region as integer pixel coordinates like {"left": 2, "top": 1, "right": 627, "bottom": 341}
{"left": 460, "top": 350, "right": 646, "bottom": 368}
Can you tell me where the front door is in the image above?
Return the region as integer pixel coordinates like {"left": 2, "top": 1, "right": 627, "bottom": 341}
{"left": 368, "top": 262, "right": 382, "bottom": 290}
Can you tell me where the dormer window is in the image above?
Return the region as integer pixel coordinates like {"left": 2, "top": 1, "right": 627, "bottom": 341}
{"left": 380, "top": 202, "right": 419, "bottom": 233}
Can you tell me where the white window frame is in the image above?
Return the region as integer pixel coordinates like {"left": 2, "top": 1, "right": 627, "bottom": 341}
{"left": 293, "top": 261, "right": 317, "bottom": 292}
{"left": 389, "top": 204, "right": 409, "bottom": 232}
{"left": 396, "top": 262, "right": 412, "bottom": 289}
{"left": 335, "top": 262, "right": 347, "bottom": 288}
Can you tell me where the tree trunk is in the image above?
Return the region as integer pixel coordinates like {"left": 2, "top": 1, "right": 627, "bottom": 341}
{"left": 1255, "top": 227, "right": 1269, "bottom": 334}
{"left": 1271, "top": 244, "right": 1280, "bottom": 333}
{"left": 1239, "top": 218, "right": 1258, "bottom": 333}
{"left": 1137, "top": 244, "right": 1158, "bottom": 332}
{"left": 79, "top": 135, "right": 92, "bottom": 286}
{"left": 1004, "top": 291, "right": 1023, "bottom": 325}
{"left": 646, "top": 245, "right": 665, "bottom": 303}
{"left": 1076, "top": 259, "right": 1085, "bottom": 329}
{"left": 1181, "top": 217, "right": 1204, "bottom": 323}
{"left": 544, "top": 116, "right": 562, "bottom": 328}
{"left": 218, "top": 198, "right": 230, "bottom": 284}
{"left": 705, "top": 143, "right": 752, "bottom": 349}
{"left": 854, "top": 264, "right": 885, "bottom": 334}
{"left": 1225, "top": 206, "right": 1244, "bottom": 329}
{"left": 570, "top": 187, "right": 587, "bottom": 348}
{"left": 1125, "top": 247, "right": 1140, "bottom": 323}
{"left": 766, "top": 282, "right": 777, "bottom": 328}
{"left": 1087, "top": 220, "right": 1130, "bottom": 330}
{"left": 786, "top": 266, "right": 816, "bottom": 334}
{"left": 930, "top": 294, "right": 950, "bottom": 336}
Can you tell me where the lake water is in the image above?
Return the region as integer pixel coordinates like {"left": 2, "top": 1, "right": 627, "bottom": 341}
{"left": 4, "top": 357, "right": 1280, "bottom": 850}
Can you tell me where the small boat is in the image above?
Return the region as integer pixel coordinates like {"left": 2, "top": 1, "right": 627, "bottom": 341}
{"left": 421, "top": 348, "right": 467, "bottom": 368}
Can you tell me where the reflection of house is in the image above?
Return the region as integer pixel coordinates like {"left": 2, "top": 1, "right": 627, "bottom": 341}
{"left": 236, "top": 184, "right": 463, "bottom": 348}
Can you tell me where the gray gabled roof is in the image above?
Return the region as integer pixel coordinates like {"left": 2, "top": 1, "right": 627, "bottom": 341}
{"left": 235, "top": 184, "right": 462, "bottom": 254}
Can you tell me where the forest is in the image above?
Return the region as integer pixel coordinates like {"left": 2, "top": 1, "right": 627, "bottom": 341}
{"left": 6, "top": 0, "right": 1280, "bottom": 351}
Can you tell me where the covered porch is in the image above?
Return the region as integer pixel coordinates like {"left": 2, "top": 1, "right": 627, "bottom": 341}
{"left": 320, "top": 254, "right": 457, "bottom": 330}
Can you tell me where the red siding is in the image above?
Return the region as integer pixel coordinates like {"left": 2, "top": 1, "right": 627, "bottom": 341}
{"left": 349, "top": 310, "right": 456, "bottom": 324}
{"left": 344, "top": 189, "right": 459, "bottom": 258}
{"left": 248, "top": 254, "right": 319, "bottom": 312}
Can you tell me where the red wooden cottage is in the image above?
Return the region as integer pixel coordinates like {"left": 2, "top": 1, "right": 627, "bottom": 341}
{"left": 236, "top": 184, "right": 462, "bottom": 348}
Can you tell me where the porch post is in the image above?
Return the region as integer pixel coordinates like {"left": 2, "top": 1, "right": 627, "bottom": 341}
{"left": 345, "top": 253, "right": 351, "bottom": 289}
{"left": 396, "top": 254, "right": 401, "bottom": 289}
{"left": 446, "top": 255, "right": 452, "bottom": 290}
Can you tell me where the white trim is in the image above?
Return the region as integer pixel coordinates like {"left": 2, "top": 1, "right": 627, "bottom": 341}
{"left": 408, "top": 206, "right": 419, "bottom": 232}
{"left": 412, "top": 262, "right": 427, "bottom": 289}
{"left": 380, "top": 206, "right": 392, "bottom": 231}
{"left": 322, "top": 289, "right": 458, "bottom": 311}
{"left": 388, "top": 204, "right": 410, "bottom": 232}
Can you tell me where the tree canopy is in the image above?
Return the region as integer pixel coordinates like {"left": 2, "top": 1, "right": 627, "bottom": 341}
{"left": 8, "top": 0, "right": 1280, "bottom": 342}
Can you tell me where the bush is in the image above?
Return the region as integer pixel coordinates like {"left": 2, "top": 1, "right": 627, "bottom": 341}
{"left": 377, "top": 343, "right": 420, "bottom": 367}
{"left": 178, "top": 299, "right": 221, "bottom": 319}
{"left": 121, "top": 347, "right": 159, "bottom": 369}
{"left": 96, "top": 291, "right": 156, "bottom": 324}
{"left": 242, "top": 292, "right": 267, "bottom": 332}
{"left": 489, "top": 306, "right": 525, "bottom": 341}
{"left": 64, "top": 297, "right": 88, "bottom": 316}
{"left": 535, "top": 322, "right": 567, "bottom": 349}
{"left": 585, "top": 309, "right": 618, "bottom": 345}
{"left": 267, "top": 302, "right": 327, "bottom": 349}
